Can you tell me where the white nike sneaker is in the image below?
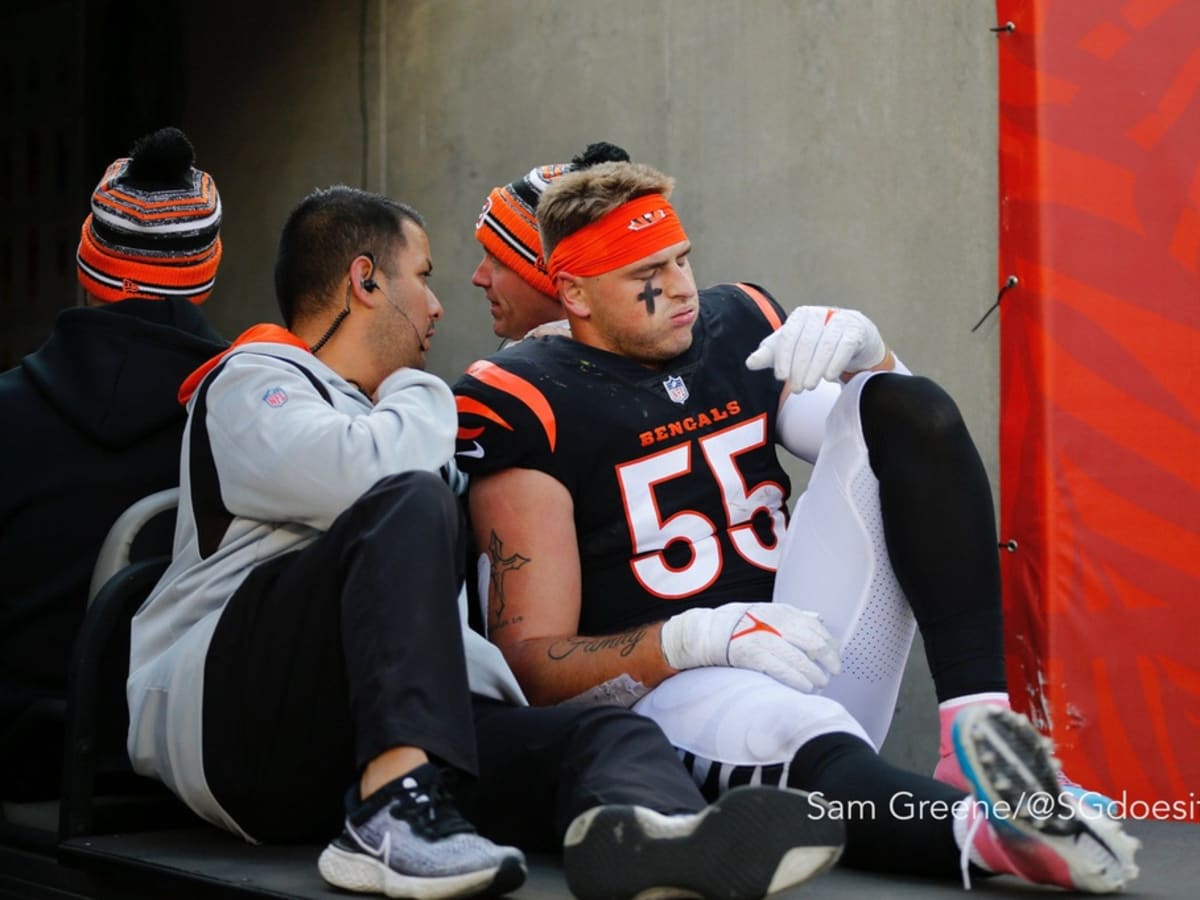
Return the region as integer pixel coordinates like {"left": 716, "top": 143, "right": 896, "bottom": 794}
{"left": 317, "top": 763, "right": 526, "bottom": 899}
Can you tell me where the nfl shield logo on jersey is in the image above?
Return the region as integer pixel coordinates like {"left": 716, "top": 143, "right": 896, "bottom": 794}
{"left": 262, "top": 386, "right": 289, "bottom": 408}
{"left": 662, "top": 374, "right": 689, "bottom": 405}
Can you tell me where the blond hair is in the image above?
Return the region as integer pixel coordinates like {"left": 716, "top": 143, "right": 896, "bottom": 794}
{"left": 536, "top": 162, "right": 675, "bottom": 261}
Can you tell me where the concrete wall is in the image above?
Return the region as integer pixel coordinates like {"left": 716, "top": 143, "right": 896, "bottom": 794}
{"left": 390, "top": 1, "right": 997, "bottom": 770}
{"left": 82, "top": 0, "right": 1001, "bottom": 770}
{"left": 184, "top": 0, "right": 1000, "bottom": 771}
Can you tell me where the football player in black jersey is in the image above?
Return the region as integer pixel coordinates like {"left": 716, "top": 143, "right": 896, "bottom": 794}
{"left": 454, "top": 160, "right": 1138, "bottom": 892}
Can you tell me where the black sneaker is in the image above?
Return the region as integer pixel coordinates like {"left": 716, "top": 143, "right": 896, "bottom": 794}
{"left": 562, "top": 785, "right": 844, "bottom": 899}
{"left": 318, "top": 763, "right": 526, "bottom": 898}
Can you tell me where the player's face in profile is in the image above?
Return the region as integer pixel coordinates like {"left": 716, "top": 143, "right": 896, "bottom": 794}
{"left": 471, "top": 252, "right": 563, "bottom": 341}
{"left": 582, "top": 240, "right": 698, "bottom": 366}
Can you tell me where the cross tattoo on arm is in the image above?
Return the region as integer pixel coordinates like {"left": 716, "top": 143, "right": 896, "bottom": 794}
{"left": 637, "top": 278, "right": 662, "bottom": 314}
{"left": 488, "top": 529, "right": 530, "bottom": 619}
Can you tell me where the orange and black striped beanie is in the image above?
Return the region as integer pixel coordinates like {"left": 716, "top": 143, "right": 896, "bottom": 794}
{"left": 77, "top": 127, "right": 223, "bottom": 304}
{"left": 474, "top": 142, "right": 632, "bottom": 297}
{"left": 474, "top": 163, "right": 570, "bottom": 298}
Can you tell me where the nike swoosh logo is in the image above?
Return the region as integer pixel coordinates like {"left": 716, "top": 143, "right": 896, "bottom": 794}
{"left": 347, "top": 817, "right": 390, "bottom": 864}
{"left": 457, "top": 441, "right": 486, "bottom": 459}
{"left": 732, "top": 613, "right": 782, "bottom": 641}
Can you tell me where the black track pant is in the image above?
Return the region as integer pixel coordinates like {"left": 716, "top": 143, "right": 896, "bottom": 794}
{"left": 202, "top": 471, "right": 704, "bottom": 844}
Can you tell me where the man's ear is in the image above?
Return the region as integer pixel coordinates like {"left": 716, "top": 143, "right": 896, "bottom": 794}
{"left": 349, "top": 254, "right": 381, "bottom": 307}
{"left": 557, "top": 274, "right": 591, "bottom": 320}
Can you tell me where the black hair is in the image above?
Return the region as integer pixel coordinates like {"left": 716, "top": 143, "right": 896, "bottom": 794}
{"left": 274, "top": 185, "right": 424, "bottom": 327}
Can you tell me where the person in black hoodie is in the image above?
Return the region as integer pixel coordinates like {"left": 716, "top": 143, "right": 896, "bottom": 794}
{"left": 0, "top": 127, "right": 227, "bottom": 799}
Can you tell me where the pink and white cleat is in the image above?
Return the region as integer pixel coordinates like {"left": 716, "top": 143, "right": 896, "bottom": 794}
{"left": 935, "top": 696, "right": 1119, "bottom": 817}
{"left": 952, "top": 706, "right": 1139, "bottom": 893}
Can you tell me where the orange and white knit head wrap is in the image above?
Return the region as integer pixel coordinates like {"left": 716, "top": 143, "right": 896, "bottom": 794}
{"left": 474, "top": 163, "right": 571, "bottom": 298}
{"left": 546, "top": 194, "right": 688, "bottom": 282}
{"left": 76, "top": 127, "right": 223, "bottom": 304}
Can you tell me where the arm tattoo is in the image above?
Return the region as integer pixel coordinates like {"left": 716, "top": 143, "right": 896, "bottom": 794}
{"left": 487, "top": 529, "right": 530, "bottom": 622}
{"left": 547, "top": 628, "right": 648, "bottom": 661}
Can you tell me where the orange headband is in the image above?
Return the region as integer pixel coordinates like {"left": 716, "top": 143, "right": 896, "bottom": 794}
{"left": 547, "top": 194, "right": 688, "bottom": 281}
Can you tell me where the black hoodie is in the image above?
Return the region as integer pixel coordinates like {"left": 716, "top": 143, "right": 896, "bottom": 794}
{"left": 0, "top": 297, "right": 226, "bottom": 798}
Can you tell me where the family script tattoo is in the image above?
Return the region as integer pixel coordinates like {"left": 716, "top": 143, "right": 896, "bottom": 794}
{"left": 547, "top": 628, "right": 648, "bottom": 661}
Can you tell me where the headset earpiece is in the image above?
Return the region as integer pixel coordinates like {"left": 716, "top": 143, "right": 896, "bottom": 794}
{"left": 361, "top": 251, "right": 378, "bottom": 292}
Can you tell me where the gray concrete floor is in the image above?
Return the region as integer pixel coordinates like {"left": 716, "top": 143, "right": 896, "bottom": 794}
{"left": 516, "top": 818, "right": 1196, "bottom": 898}
{"left": 66, "top": 815, "right": 1197, "bottom": 898}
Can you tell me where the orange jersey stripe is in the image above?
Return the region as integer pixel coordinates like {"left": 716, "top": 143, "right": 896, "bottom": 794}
{"left": 464, "top": 360, "right": 557, "bottom": 452}
{"left": 455, "top": 395, "right": 514, "bottom": 431}
{"left": 734, "top": 283, "right": 783, "bottom": 330}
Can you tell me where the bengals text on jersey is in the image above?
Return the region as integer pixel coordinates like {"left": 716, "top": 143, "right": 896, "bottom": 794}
{"left": 454, "top": 282, "right": 792, "bottom": 635}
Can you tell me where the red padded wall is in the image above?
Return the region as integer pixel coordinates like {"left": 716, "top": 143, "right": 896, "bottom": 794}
{"left": 996, "top": 0, "right": 1200, "bottom": 818}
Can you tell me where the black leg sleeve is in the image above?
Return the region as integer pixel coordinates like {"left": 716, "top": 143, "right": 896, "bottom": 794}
{"left": 203, "top": 471, "right": 477, "bottom": 842}
{"left": 859, "top": 374, "right": 1007, "bottom": 701}
{"left": 788, "top": 732, "right": 966, "bottom": 876}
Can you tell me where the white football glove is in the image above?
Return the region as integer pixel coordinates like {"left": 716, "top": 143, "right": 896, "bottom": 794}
{"left": 745, "top": 306, "right": 887, "bottom": 392}
{"left": 660, "top": 602, "right": 841, "bottom": 693}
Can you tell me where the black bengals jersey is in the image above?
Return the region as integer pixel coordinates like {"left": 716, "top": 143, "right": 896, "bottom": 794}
{"left": 454, "top": 283, "right": 791, "bottom": 635}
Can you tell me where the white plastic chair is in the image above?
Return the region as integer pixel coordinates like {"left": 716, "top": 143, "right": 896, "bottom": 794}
{"left": 87, "top": 488, "right": 179, "bottom": 606}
